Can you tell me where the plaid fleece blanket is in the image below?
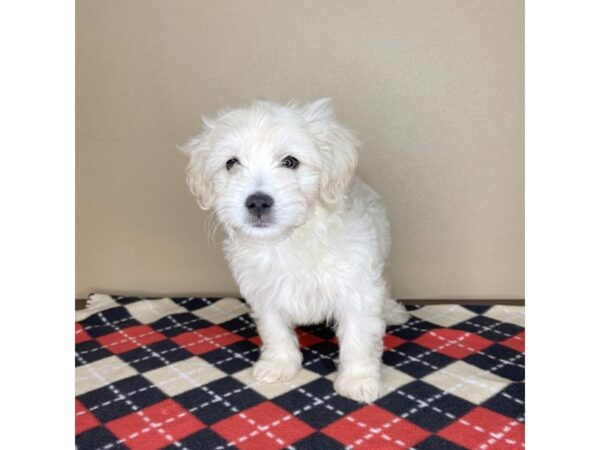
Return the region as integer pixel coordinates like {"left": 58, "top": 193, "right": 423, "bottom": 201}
{"left": 75, "top": 295, "right": 525, "bottom": 450}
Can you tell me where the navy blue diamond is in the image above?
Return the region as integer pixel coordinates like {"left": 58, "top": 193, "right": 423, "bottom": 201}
{"left": 387, "top": 319, "right": 438, "bottom": 340}
{"left": 454, "top": 318, "right": 523, "bottom": 342}
{"left": 481, "top": 382, "right": 525, "bottom": 420}
{"left": 414, "top": 435, "right": 469, "bottom": 450}
{"left": 294, "top": 433, "right": 345, "bottom": 449}
{"left": 80, "top": 324, "right": 123, "bottom": 339}
{"left": 76, "top": 340, "right": 113, "bottom": 366}
{"left": 273, "top": 378, "right": 360, "bottom": 429}
{"left": 377, "top": 380, "right": 474, "bottom": 431}
{"left": 452, "top": 315, "right": 502, "bottom": 334}
{"left": 173, "top": 377, "right": 265, "bottom": 425}
{"left": 219, "top": 315, "right": 258, "bottom": 338}
{"left": 113, "top": 296, "right": 143, "bottom": 305}
{"left": 81, "top": 307, "right": 140, "bottom": 338}
{"left": 201, "top": 340, "right": 259, "bottom": 374}
{"left": 163, "top": 428, "right": 230, "bottom": 449}
{"left": 460, "top": 305, "right": 493, "bottom": 314}
{"left": 118, "top": 340, "right": 193, "bottom": 372}
{"left": 463, "top": 343, "right": 524, "bottom": 381}
{"left": 75, "top": 426, "right": 126, "bottom": 449}
{"left": 149, "top": 313, "right": 212, "bottom": 338}
{"left": 477, "top": 322, "right": 524, "bottom": 341}
{"left": 383, "top": 342, "right": 454, "bottom": 378}
{"left": 171, "top": 296, "right": 213, "bottom": 311}
{"left": 302, "top": 342, "right": 338, "bottom": 375}
{"left": 102, "top": 306, "right": 138, "bottom": 323}
{"left": 376, "top": 379, "right": 430, "bottom": 416}
{"left": 77, "top": 375, "right": 167, "bottom": 422}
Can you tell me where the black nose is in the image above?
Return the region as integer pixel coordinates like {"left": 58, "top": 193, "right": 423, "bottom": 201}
{"left": 245, "top": 193, "right": 274, "bottom": 218}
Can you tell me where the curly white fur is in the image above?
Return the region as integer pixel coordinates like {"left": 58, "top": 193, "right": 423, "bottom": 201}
{"left": 181, "top": 98, "right": 409, "bottom": 402}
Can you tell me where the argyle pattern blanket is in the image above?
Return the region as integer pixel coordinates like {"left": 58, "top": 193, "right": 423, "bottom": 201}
{"left": 75, "top": 295, "right": 525, "bottom": 450}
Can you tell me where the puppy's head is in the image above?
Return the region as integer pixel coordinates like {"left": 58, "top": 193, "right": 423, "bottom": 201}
{"left": 181, "top": 98, "right": 358, "bottom": 240}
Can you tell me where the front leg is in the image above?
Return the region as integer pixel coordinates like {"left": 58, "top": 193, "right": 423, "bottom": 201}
{"left": 334, "top": 308, "right": 385, "bottom": 403}
{"left": 252, "top": 311, "right": 302, "bottom": 382}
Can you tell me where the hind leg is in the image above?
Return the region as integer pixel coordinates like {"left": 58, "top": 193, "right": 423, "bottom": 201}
{"left": 384, "top": 299, "right": 410, "bottom": 325}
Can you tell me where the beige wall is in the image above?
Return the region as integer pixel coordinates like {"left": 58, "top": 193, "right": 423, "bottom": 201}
{"left": 76, "top": 0, "right": 524, "bottom": 300}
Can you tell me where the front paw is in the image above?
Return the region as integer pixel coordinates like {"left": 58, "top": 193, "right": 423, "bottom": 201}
{"left": 252, "top": 356, "right": 301, "bottom": 383}
{"left": 334, "top": 372, "right": 382, "bottom": 403}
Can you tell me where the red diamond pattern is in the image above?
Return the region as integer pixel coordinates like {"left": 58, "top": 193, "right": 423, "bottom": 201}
{"left": 212, "top": 402, "right": 314, "bottom": 450}
{"left": 501, "top": 331, "right": 525, "bottom": 353}
{"left": 76, "top": 297, "right": 524, "bottom": 450}
{"left": 75, "top": 399, "right": 100, "bottom": 434}
{"left": 248, "top": 335, "right": 262, "bottom": 346}
{"left": 106, "top": 399, "right": 204, "bottom": 450}
{"left": 297, "top": 329, "right": 325, "bottom": 347}
{"left": 171, "top": 326, "right": 243, "bottom": 355}
{"left": 413, "top": 329, "right": 494, "bottom": 358}
{"left": 438, "top": 407, "right": 525, "bottom": 449}
{"left": 323, "top": 405, "right": 430, "bottom": 449}
{"left": 384, "top": 334, "right": 407, "bottom": 350}
{"left": 96, "top": 325, "right": 166, "bottom": 354}
{"left": 75, "top": 323, "right": 92, "bottom": 344}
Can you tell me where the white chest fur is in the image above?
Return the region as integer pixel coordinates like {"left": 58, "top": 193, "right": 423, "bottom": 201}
{"left": 222, "top": 178, "right": 390, "bottom": 326}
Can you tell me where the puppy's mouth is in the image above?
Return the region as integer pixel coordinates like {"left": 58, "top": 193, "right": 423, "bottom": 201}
{"left": 248, "top": 218, "right": 273, "bottom": 228}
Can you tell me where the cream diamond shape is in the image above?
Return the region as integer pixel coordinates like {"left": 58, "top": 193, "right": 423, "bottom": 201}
{"left": 422, "top": 360, "right": 511, "bottom": 404}
{"left": 75, "top": 294, "right": 120, "bottom": 321}
{"left": 143, "top": 357, "right": 228, "bottom": 396}
{"left": 233, "top": 367, "right": 320, "bottom": 399}
{"left": 410, "top": 304, "right": 478, "bottom": 327}
{"left": 124, "top": 297, "right": 188, "bottom": 324}
{"left": 380, "top": 365, "right": 416, "bottom": 395}
{"left": 193, "top": 297, "right": 251, "bottom": 324}
{"left": 75, "top": 355, "right": 138, "bottom": 396}
{"left": 484, "top": 305, "right": 525, "bottom": 327}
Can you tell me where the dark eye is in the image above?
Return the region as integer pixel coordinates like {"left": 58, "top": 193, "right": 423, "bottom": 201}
{"left": 226, "top": 158, "right": 239, "bottom": 171}
{"left": 281, "top": 155, "right": 299, "bottom": 169}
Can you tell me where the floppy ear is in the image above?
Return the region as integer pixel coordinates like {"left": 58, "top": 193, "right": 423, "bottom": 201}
{"left": 301, "top": 98, "right": 359, "bottom": 207}
{"left": 178, "top": 117, "right": 216, "bottom": 210}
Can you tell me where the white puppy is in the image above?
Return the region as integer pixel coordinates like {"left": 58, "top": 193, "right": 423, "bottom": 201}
{"left": 182, "top": 99, "right": 409, "bottom": 402}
